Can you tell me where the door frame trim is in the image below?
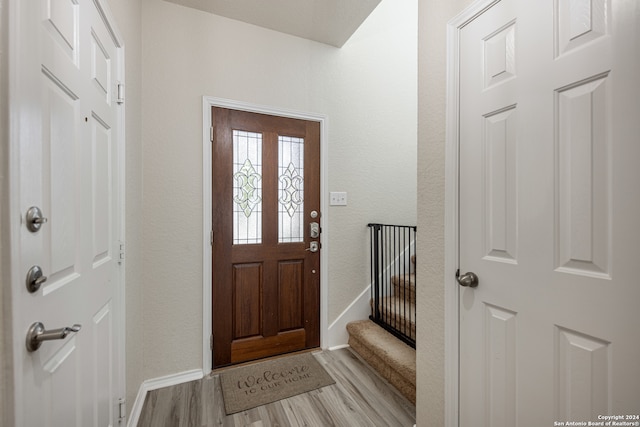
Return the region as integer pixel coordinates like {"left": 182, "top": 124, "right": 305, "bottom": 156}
{"left": 201, "top": 96, "right": 328, "bottom": 374}
{"left": 445, "top": 1, "right": 501, "bottom": 426}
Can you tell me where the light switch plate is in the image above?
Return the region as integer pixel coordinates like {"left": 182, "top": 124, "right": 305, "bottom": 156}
{"left": 330, "top": 192, "right": 347, "bottom": 206}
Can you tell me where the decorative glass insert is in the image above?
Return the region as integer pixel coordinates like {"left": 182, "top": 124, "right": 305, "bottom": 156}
{"left": 233, "top": 130, "right": 262, "bottom": 245}
{"left": 278, "top": 135, "right": 304, "bottom": 243}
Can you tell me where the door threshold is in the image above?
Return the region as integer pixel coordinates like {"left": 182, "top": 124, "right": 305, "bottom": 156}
{"left": 211, "top": 347, "right": 321, "bottom": 374}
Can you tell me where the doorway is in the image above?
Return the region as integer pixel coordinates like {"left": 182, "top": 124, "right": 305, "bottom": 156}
{"left": 208, "top": 104, "right": 324, "bottom": 368}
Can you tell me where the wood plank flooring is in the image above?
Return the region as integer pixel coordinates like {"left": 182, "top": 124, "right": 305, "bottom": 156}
{"left": 137, "top": 348, "right": 416, "bottom": 427}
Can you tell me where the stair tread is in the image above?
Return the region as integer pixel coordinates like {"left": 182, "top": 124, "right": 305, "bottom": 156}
{"left": 391, "top": 273, "right": 416, "bottom": 287}
{"left": 346, "top": 320, "right": 416, "bottom": 378}
{"left": 374, "top": 296, "right": 416, "bottom": 339}
{"left": 375, "top": 296, "right": 416, "bottom": 319}
{"left": 391, "top": 273, "right": 416, "bottom": 305}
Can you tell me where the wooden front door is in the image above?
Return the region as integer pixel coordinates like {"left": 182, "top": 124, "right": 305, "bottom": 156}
{"left": 211, "top": 107, "right": 321, "bottom": 368}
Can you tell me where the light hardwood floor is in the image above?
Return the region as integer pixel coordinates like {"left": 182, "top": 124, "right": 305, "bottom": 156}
{"left": 137, "top": 348, "right": 416, "bottom": 427}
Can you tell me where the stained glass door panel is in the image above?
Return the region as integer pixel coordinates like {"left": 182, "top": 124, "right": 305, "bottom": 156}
{"left": 278, "top": 135, "right": 304, "bottom": 243}
{"left": 233, "top": 130, "right": 262, "bottom": 244}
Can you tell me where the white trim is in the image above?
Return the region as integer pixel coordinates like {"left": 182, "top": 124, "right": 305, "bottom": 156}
{"left": 201, "top": 97, "right": 213, "bottom": 378}
{"left": 445, "top": 1, "right": 502, "bottom": 426}
{"left": 5, "top": 2, "right": 20, "bottom": 426}
{"left": 93, "top": 0, "right": 128, "bottom": 414}
{"left": 202, "top": 96, "right": 329, "bottom": 375}
{"left": 8, "top": 2, "right": 24, "bottom": 424}
{"left": 115, "top": 49, "right": 127, "bottom": 425}
{"left": 444, "top": 16, "right": 461, "bottom": 422}
{"left": 126, "top": 369, "right": 204, "bottom": 427}
{"left": 326, "top": 285, "right": 370, "bottom": 349}
{"left": 103, "top": 0, "right": 128, "bottom": 416}
{"left": 328, "top": 344, "right": 350, "bottom": 351}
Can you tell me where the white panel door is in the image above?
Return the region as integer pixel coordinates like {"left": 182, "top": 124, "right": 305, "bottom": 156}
{"left": 458, "top": 0, "right": 640, "bottom": 425}
{"left": 12, "top": 0, "right": 124, "bottom": 425}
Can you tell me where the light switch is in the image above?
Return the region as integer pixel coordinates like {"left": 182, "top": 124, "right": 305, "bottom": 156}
{"left": 330, "top": 192, "right": 347, "bottom": 206}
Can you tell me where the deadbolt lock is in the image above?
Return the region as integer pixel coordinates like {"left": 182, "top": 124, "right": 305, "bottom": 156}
{"left": 26, "top": 265, "right": 47, "bottom": 293}
{"left": 26, "top": 206, "right": 48, "bottom": 232}
{"left": 310, "top": 222, "right": 320, "bottom": 238}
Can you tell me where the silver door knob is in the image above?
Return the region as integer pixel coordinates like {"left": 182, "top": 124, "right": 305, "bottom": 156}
{"left": 26, "top": 206, "right": 48, "bottom": 232}
{"left": 457, "top": 271, "right": 479, "bottom": 288}
{"left": 305, "top": 241, "right": 319, "bottom": 252}
{"left": 26, "top": 322, "right": 82, "bottom": 352}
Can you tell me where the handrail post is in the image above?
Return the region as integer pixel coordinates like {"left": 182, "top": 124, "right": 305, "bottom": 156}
{"left": 372, "top": 224, "right": 381, "bottom": 321}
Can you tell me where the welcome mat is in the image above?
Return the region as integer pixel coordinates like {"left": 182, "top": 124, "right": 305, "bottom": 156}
{"left": 219, "top": 352, "right": 335, "bottom": 414}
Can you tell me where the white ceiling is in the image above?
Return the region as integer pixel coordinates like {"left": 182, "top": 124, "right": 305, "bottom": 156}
{"left": 163, "top": 0, "right": 382, "bottom": 47}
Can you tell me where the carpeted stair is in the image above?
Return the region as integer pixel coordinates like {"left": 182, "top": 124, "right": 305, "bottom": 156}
{"left": 347, "top": 255, "right": 416, "bottom": 404}
{"left": 347, "top": 320, "right": 416, "bottom": 404}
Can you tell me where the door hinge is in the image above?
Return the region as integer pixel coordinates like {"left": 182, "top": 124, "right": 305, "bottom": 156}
{"left": 210, "top": 230, "right": 214, "bottom": 246}
{"left": 118, "top": 397, "right": 126, "bottom": 423}
{"left": 210, "top": 334, "right": 214, "bottom": 350}
{"left": 118, "top": 241, "right": 125, "bottom": 264}
{"left": 210, "top": 126, "right": 214, "bottom": 142}
{"left": 116, "top": 83, "right": 125, "bottom": 105}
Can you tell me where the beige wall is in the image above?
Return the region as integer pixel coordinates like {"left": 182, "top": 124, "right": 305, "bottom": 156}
{"left": 416, "top": 0, "right": 473, "bottom": 425}
{"left": 140, "top": 0, "right": 417, "bottom": 380}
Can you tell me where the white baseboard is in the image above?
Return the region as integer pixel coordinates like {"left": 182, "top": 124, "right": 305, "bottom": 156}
{"left": 127, "top": 369, "right": 204, "bottom": 427}
{"left": 326, "top": 285, "right": 370, "bottom": 349}
{"left": 328, "top": 343, "right": 350, "bottom": 351}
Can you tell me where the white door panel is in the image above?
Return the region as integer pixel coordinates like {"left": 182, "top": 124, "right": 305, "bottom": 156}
{"left": 13, "top": 0, "right": 124, "bottom": 425}
{"left": 457, "top": 0, "right": 640, "bottom": 425}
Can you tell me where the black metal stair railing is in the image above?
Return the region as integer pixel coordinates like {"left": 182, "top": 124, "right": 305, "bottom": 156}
{"left": 368, "top": 223, "right": 417, "bottom": 348}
